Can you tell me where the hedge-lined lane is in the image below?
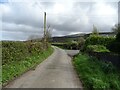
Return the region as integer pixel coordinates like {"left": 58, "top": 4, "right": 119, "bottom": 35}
{"left": 2, "top": 41, "right": 54, "bottom": 85}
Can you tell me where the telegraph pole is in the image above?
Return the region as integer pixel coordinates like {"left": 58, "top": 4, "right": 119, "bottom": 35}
{"left": 44, "top": 12, "right": 46, "bottom": 40}
{"left": 44, "top": 12, "right": 47, "bottom": 49}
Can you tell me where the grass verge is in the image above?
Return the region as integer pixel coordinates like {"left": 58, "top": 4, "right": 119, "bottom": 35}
{"left": 73, "top": 53, "right": 120, "bottom": 90}
{"left": 2, "top": 47, "right": 54, "bottom": 86}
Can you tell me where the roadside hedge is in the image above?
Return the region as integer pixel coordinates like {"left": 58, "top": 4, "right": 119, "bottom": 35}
{"left": 81, "top": 35, "right": 115, "bottom": 52}
{"left": 86, "top": 45, "right": 110, "bottom": 53}
{"left": 52, "top": 42, "right": 79, "bottom": 50}
{"left": 85, "top": 35, "right": 115, "bottom": 47}
{"left": 2, "top": 41, "right": 45, "bottom": 65}
{"left": 2, "top": 41, "right": 53, "bottom": 84}
{"left": 107, "top": 30, "right": 120, "bottom": 54}
{"left": 108, "top": 41, "right": 120, "bottom": 54}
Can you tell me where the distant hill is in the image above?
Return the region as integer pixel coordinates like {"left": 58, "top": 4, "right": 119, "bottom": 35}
{"left": 52, "top": 32, "right": 115, "bottom": 43}
{"left": 63, "top": 33, "right": 86, "bottom": 38}
{"left": 52, "top": 33, "right": 86, "bottom": 43}
{"left": 25, "top": 32, "right": 115, "bottom": 43}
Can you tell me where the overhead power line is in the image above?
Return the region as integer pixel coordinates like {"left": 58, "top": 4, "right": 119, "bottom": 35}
{"left": 35, "top": 1, "right": 44, "bottom": 13}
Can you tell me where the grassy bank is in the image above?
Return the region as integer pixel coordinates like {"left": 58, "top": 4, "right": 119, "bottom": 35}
{"left": 73, "top": 54, "right": 120, "bottom": 90}
{"left": 2, "top": 41, "right": 54, "bottom": 85}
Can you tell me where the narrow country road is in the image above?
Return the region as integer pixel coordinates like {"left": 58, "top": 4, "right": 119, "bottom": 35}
{"left": 5, "top": 46, "right": 83, "bottom": 88}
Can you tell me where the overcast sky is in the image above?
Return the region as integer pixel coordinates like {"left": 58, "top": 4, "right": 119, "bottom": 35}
{"left": 0, "top": 0, "right": 119, "bottom": 41}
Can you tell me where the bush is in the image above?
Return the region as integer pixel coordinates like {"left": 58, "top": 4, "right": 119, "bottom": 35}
{"left": 2, "top": 41, "right": 45, "bottom": 65}
{"left": 81, "top": 35, "right": 115, "bottom": 52}
{"left": 85, "top": 35, "right": 115, "bottom": 47}
{"left": 77, "top": 37, "right": 85, "bottom": 50}
{"left": 86, "top": 45, "right": 110, "bottom": 53}
{"left": 52, "top": 42, "right": 79, "bottom": 50}
{"left": 107, "top": 24, "right": 120, "bottom": 53}
{"left": 116, "top": 32, "right": 120, "bottom": 42}
{"left": 2, "top": 41, "right": 28, "bottom": 65}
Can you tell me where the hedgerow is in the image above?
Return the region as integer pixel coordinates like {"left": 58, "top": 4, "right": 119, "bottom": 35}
{"left": 2, "top": 41, "right": 53, "bottom": 85}
{"left": 82, "top": 35, "right": 115, "bottom": 52}
{"left": 86, "top": 45, "right": 110, "bottom": 53}
{"left": 2, "top": 41, "right": 44, "bottom": 65}
{"left": 85, "top": 35, "right": 115, "bottom": 47}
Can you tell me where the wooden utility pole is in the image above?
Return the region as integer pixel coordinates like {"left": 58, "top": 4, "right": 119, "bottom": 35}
{"left": 44, "top": 12, "right": 46, "bottom": 40}
{"left": 44, "top": 12, "right": 47, "bottom": 49}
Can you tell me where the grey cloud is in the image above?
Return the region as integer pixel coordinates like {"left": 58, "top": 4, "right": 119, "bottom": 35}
{"left": 2, "top": 31, "right": 27, "bottom": 41}
{"left": 2, "top": 3, "right": 44, "bottom": 28}
{"left": 2, "top": 30, "right": 43, "bottom": 41}
{"left": 1, "top": 1, "right": 118, "bottom": 40}
{"left": 40, "top": 2, "right": 55, "bottom": 8}
{"left": 2, "top": 22, "right": 43, "bottom": 33}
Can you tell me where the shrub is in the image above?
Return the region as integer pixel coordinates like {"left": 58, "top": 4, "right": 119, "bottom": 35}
{"left": 116, "top": 32, "right": 120, "bottom": 42}
{"left": 81, "top": 35, "right": 115, "bottom": 52}
{"left": 86, "top": 45, "right": 110, "bottom": 53}
{"left": 52, "top": 42, "right": 79, "bottom": 50}
{"left": 77, "top": 37, "right": 85, "bottom": 50}
{"left": 85, "top": 35, "right": 115, "bottom": 47}
{"left": 2, "top": 41, "right": 45, "bottom": 65}
{"left": 2, "top": 41, "right": 28, "bottom": 65}
{"left": 108, "top": 24, "right": 120, "bottom": 53}
{"left": 108, "top": 41, "right": 120, "bottom": 54}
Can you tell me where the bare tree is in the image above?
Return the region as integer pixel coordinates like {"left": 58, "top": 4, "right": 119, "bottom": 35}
{"left": 77, "top": 37, "right": 85, "bottom": 50}
{"left": 112, "top": 24, "right": 120, "bottom": 34}
{"left": 112, "top": 24, "right": 120, "bottom": 41}
{"left": 46, "top": 25, "right": 53, "bottom": 42}
{"left": 92, "top": 24, "right": 99, "bottom": 35}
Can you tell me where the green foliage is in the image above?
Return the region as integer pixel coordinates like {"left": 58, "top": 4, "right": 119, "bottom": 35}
{"left": 2, "top": 41, "right": 44, "bottom": 65}
{"left": 73, "top": 54, "right": 120, "bottom": 90}
{"left": 85, "top": 35, "right": 115, "bottom": 47}
{"left": 53, "top": 38, "right": 85, "bottom": 50}
{"left": 115, "top": 24, "right": 120, "bottom": 42}
{"left": 108, "top": 24, "right": 120, "bottom": 54}
{"left": 116, "top": 32, "right": 120, "bottom": 42}
{"left": 2, "top": 41, "right": 53, "bottom": 84}
{"left": 77, "top": 37, "right": 85, "bottom": 50}
{"left": 108, "top": 41, "right": 120, "bottom": 54}
{"left": 52, "top": 42, "right": 79, "bottom": 50}
{"left": 82, "top": 35, "right": 115, "bottom": 52}
{"left": 112, "top": 24, "right": 120, "bottom": 36}
{"left": 101, "top": 62, "right": 116, "bottom": 74}
{"left": 86, "top": 45, "right": 110, "bottom": 53}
